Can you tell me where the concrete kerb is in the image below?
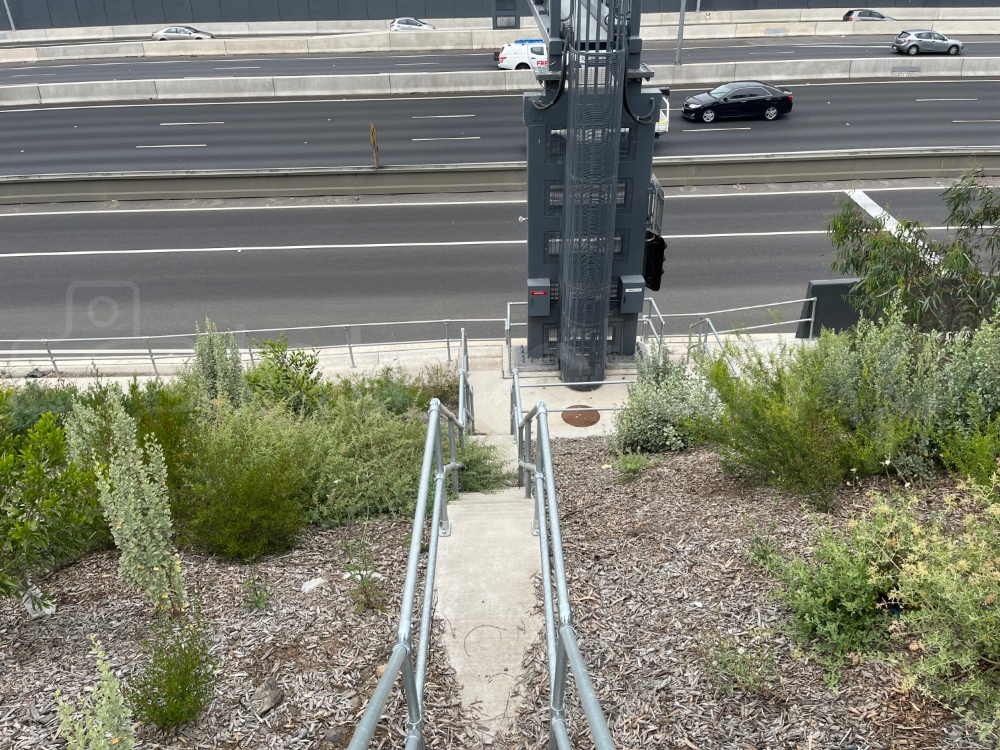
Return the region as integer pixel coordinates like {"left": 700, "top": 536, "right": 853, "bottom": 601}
{"left": 272, "top": 74, "right": 391, "bottom": 97}
{"left": 38, "top": 79, "right": 156, "bottom": 104}
{"left": 142, "top": 39, "right": 227, "bottom": 57}
{"left": 152, "top": 76, "right": 275, "bottom": 100}
{"left": 733, "top": 57, "right": 851, "bottom": 82}
{"left": 0, "top": 83, "right": 40, "bottom": 106}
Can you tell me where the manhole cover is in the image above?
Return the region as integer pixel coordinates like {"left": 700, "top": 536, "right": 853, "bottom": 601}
{"left": 561, "top": 405, "right": 600, "bottom": 427}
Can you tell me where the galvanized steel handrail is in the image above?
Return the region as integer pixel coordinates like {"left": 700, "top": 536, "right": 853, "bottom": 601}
{"left": 510, "top": 369, "right": 616, "bottom": 750}
{"left": 347, "top": 331, "right": 474, "bottom": 750}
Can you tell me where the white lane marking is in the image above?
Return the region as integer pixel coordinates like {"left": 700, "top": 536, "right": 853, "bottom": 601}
{"left": 11, "top": 73, "right": 55, "bottom": 76}
{"left": 847, "top": 188, "right": 899, "bottom": 232}
{"left": 0, "top": 93, "right": 523, "bottom": 113}
{"left": 747, "top": 51, "right": 794, "bottom": 54}
{"left": 0, "top": 199, "right": 526, "bottom": 218}
{"left": 213, "top": 66, "right": 261, "bottom": 70}
{"left": 0, "top": 239, "right": 526, "bottom": 258}
{"left": 412, "top": 114, "right": 475, "bottom": 118}
{"left": 954, "top": 119, "right": 1000, "bottom": 123}
{"left": 917, "top": 98, "right": 977, "bottom": 101}
{"left": 135, "top": 144, "right": 207, "bottom": 148}
{"left": 682, "top": 127, "right": 752, "bottom": 132}
{"left": 160, "top": 121, "right": 225, "bottom": 126}
{"left": 412, "top": 136, "right": 480, "bottom": 141}
{"left": 395, "top": 62, "right": 440, "bottom": 66}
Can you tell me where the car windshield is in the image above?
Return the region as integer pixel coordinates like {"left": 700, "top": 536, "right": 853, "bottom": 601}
{"left": 708, "top": 84, "right": 737, "bottom": 98}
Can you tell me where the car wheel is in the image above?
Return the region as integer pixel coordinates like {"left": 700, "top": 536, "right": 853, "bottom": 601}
{"left": 700, "top": 108, "right": 716, "bottom": 123}
{"left": 907, "top": 45, "right": 919, "bottom": 55}
{"left": 515, "top": 63, "right": 530, "bottom": 70}
{"left": 764, "top": 106, "right": 779, "bottom": 121}
{"left": 948, "top": 45, "right": 960, "bottom": 55}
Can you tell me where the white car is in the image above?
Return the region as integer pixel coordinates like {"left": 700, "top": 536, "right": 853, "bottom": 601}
{"left": 653, "top": 87, "right": 670, "bottom": 138}
{"left": 151, "top": 26, "right": 214, "bottom": 41}
{"left": 497, "top": 39, "right": 548, "bottom": 71}
{"left": 389, "top": 17, "right": 435, "bottom": 31}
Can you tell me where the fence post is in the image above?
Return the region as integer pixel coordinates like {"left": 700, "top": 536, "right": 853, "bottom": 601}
{"left": 42, "top": 340, "right": 60, "bottom": 377}
{"left": 809, "top": 296, "right": 817, "bottom": 340}
{"left": 445, "top": 320, "right": 451, "bottom": 362}
{"left": 244, "top": 332, "right": 255, "bottom": 366}
{"left": 144, "top": 337, "right": 159, "bottom": 377}
{"left": 345, "top": 325, "right": 356, "bottom": 368}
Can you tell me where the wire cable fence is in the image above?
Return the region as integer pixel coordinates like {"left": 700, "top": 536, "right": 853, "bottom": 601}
{"left": 346, "top": 331, "right": 475, "bottom": 750}
{"left": 510, "top": 368, "right": 616, "bottom": 750}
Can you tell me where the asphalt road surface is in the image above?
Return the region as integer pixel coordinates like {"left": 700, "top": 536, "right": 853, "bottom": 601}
{"left": 0, "top": 35, "right": 998, "bottom": 85}
{"left": 0, "top": 183, "right": 957, "bottom": 345}
{"left": 1, "top": 78, "right": 997, "bottom": 175}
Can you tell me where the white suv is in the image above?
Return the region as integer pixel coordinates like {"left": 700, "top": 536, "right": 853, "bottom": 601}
{"left": 497, "top": 39, "right": 548, "bottom": 72}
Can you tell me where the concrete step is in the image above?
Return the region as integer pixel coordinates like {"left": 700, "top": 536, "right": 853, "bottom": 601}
{"left": 435, "top": 488, "right": 541, "bottom": 743}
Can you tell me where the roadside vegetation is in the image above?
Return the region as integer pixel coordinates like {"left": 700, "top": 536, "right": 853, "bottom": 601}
{"left": 1, "top": 323, "right": 507, "bottom": 742}
{"left": 602, "top": 169, "right": 1000, "bottom": 739}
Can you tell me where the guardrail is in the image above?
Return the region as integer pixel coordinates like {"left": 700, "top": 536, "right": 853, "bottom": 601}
{"left": 510, "top": 368, "right": 616, "bottom": 749}
{"left": 346, "top": 332, "right": 473, "bottom": 750}
{"left": 3, "top": 146, "right": 998, "bottom": 204}
{"left": 0, "top": 317, "right": 505, "bottom": 377}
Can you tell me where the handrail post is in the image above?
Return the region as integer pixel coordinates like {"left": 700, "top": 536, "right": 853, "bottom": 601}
{"left": 401, "top": 647, "right": 424, "bottom": 750}
{"left": 416, "top": 428, "right": 448, "bottom": 698}
{"left": 244, "top": 332, "right": 255, "bottom": 366}
{"left": 524, "top": 414, "right": 532, "bottom": 500}
{"left": 42, "top": 340, "right": 60, "bottom": 377}
{"left": 447, "top": 418, "right": 460, "bottom": 500}
{"left": 144, "top": 337, "right": 159, "bottom": 377}
{"left": 445, "top": 320, "right": 451, "bottom": 362}
{"left": 345, "top": 325, "right": 356, "bottom": 368}
{"left": 809, "top": 296, "right": 817, "bottom": 340}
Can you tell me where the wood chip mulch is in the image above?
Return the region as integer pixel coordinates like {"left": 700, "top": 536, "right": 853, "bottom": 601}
{"left": 499, "top": 437, "right": 991, "bottom": 750}
{"left": 0, "top": 521, "right": 479, "bottom": 750}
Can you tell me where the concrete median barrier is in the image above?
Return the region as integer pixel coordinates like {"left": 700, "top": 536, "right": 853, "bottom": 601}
{"left": 734, "top": 22, "right": 819, "bottom": 37}
{"left": 248, "top": 21, "right": 317, "bottom": 35}
{"left": 38, "top": 41, "right": 144, "bottom": 59}
{"left": 142, "top": 40, "right": 228, "bottom": 57}
{"left": 813, "top": 22, "right": 858, "bottom": 36}
{"left": 44, "top": 25, "right": 114, "bottom": 42}
{"left": 0, "top": 47, "right": 37, "bottom": 63}
{"left": 223, "top": 38, "right": 310, "bottom": 55}
{"left": 388, "top": 29, "right": 475, "bottom": 51}
{"left": 0, "top": 84, "right": 41, "bottom": 107}
{"left": 152, "top": 76, "right": 275, "bottom": 100}
{"left": 734, "top": 58, "right": 852, "bottom": 82}
{"left": 961, "top": 57, "right": 1000, "bottom": 76}
{"left": 848, "top": 56, "right": 964, "bottom": 78}
{"left": 38, "top": 79, "right": 156, "bottom": 104}
{"left": 648, "top": 63, "right": 737, "bottom": 86}
{"left": 306, "top": 33, "right": 391, "bottom": 53}
{"left": 389, "top": 70, "right": 508, "bottom": 94}
{"left": 272, "top": 74, "right": 391, "bottom": 97}
{"left": 315, "top": 20, "right": 388, "bottom": 33}
{"left": 505, "top": 69, "right": 541, "bottom": 91}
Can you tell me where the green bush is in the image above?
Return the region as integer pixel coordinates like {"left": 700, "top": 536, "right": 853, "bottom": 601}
{"left": 612, "top": 346, "right": 714, "bottom": 454}
{"left": 182, "top": 404, "right": 311, "bottom": 560}
{"left": 307, "top": 397, "right": 426, "bottom": 526}
{"left": 56, "top": 637, "right": 135, "bottom": 750}
{"left": 758, "top": 495, "right": 917, "bottom": 674}
{"left": 332, "top": 365, "right": 431, "bottom": 415}
{"left": 1, "top": 381, "right": 78, "bottom": 440}
{"left": 704, "top": 340, "right": 853, "bottom": 507}
{"left": 940, "top": 316, "right": 1000, "bottom": 433}
{"left": 456, "top": 438, "right": 512, "bottom": 493}
{"left": 939, "top": 416, "right": 1000, "bottom": 487}
{"left": 192, "top": 319, "right": 245, "bottom": 406}
{"left": 127, "top": 612, "right": 216, "bottom": 730}
{"left": 246, "top": 335, "right": 328, "bottom": 416}
{"left": 0, "top": 413, "right": 100, "bottom": 611}
{"left": 614, "top": 451, "right": 656, "bottom": 482}
{"left": 418, "top": 361, "right": 460, "bottom": 412}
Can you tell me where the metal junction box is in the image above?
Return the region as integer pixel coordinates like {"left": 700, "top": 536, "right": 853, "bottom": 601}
{"left": 618, "top": 275, "right": 646, "bottom": 314}
{"left": 528, "top": 278, "right": 551, "bottom": 316}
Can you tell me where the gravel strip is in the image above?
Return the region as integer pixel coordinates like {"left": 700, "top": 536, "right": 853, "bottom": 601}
{"left": 501, "top": 438, "right": 990, "bottom": 750}
{"left": 0, "top": 522, "right": 476, "bottom": 750}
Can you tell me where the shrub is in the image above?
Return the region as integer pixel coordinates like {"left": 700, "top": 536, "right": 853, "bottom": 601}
{"left": 938, "top": 416, "right": 1000, "bottom": 487}
{"left": 614, "top": 451, "right": 656, "bottom": 482}
{"left": 246, "top": 335, "right": 328, "bottom": 416}
{"left": 758, "top": 496, "right": 919, "bottom": 682}
{"left": 192, "top": 319, "right": 245, "bottom": 406}
{"left": 457, "top": 438, "right": 512, "bottom": 493}
{"left": 127, "top": 612, "right": 216, "bottom": 730}
{"left": 704, "top": 339, "right": 852, "bottom": 507}
{"left": 703, "top": 631, "right": 780, "bottom": 698}
{"left": 1, "top": 381, "right": 78, "bottom": 439}
{"left": 332, "top": 365, "right": 430, "bottom": 415}
{"left": 66, "top": 392, "right": 187, "bottom": 614}
{"left": 940, "top": 316, "right": 1000, "bottom": 433}
{"left": 307, "top": 397, "right": 427, "bottom": 526}
{"left": 419, "top": 361, "right": 460, "bottom": 412}
{"left": 344, "top": 529, "right": 386, "bottom": 614}
{"left": 55, "top": 637, "right": 135, "bottom": 750}
{"left": 183, "top": 404, "right": 310, "bottom": 560}
{"left": 0, "top": 413, "right": 100, "bottom": 613}
{"left": 612, "top": 346, "right": 714, "bottom": 454}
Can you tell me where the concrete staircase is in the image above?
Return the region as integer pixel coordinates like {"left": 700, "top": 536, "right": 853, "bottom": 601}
{"left": 434, "top": 488, "right": 541, "bottom": 743}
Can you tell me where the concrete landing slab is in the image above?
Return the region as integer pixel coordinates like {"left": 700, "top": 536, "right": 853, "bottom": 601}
{"left": 435, "top": 489, "right": 541, "bottom": 743}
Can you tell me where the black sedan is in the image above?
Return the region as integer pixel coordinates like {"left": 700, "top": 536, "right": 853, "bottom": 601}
{"left": 682, "top": 82, "right": 793, "bottom": 124}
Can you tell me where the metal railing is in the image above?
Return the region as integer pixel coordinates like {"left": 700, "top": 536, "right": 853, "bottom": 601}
{"left": 509, "top": 369, "right": 616, "bottom": 750}
{"left": 346, "top": 332, "right": 475, "bottom": 750}
{"left": 0, "top": 317, "right": 505, "bottom": 377}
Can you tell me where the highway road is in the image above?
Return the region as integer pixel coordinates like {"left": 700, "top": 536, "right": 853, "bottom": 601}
{"left": 0, "top": 35, "right": 998, "bottom": 85}
{"left": 1, "top": 78, "right": 997, "bottom": 175}
{"left": 0, "top": 183, "right": 956, "bottom": 346}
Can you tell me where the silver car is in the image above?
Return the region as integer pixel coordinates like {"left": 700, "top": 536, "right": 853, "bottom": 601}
{"left": 152, "top": 26, "right": 215, "bottom": 41}
{"left": 892, "top": 30, "right": 963, "bottom": 55}
{"left": 389, "top": 17, "right": 436, "bottom": 31}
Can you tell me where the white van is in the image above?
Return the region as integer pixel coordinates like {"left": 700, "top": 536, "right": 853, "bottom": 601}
{"left": 650, "top": 87, "right": 670, "bottom": 138}
{"left": 497, "top": 39, "right": 548, "bottom": 72}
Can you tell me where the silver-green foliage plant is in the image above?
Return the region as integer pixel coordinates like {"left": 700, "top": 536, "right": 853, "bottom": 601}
{"left": 0, "top": 413, "right": 99, "bottom": 615}
{"left": 55, "top": 637, "right": 135, "bottom": 750}
{"left": 193, "top": 318, "right": 245, "bottom": 406}
{"left": 611, "top": 344, "right": 716, "bottom": 454}
{"left": 941, "top": 315, "right": 1000, "bottom": 432}
{"left": 66, "top": 392, "right": 187, "bottom": 614}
